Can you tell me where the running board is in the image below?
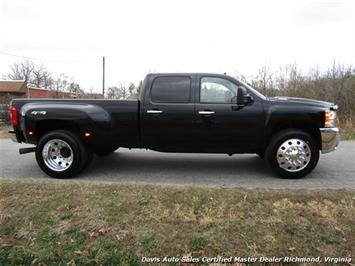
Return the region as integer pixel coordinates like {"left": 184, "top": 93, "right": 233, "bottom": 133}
{"left": 19, "top": 147, "right": 36, "bottom": 154}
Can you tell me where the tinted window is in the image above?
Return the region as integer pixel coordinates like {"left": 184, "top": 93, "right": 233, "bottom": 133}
{"left": 151, "top": 76, "right": 191, "bottom": 103}
{"left": 200, "top": 77, "right": 238, "bottom": 103}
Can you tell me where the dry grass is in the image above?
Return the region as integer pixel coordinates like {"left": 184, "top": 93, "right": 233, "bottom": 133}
{"left": 0, "top": 181, "right": 354, "bottom": 265}
{"left": 340, "top": 119, "right": 355, "bottom": 140}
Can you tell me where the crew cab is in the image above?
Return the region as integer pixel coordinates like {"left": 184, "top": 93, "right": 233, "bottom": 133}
{"left": 9, "top": 73, "right": 340, "bottom": 179}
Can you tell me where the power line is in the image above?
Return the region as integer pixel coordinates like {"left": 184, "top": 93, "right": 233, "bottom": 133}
{"left": 0, "top": 50, "right": 95, "bottom": 63}
{"left": 0, "top": 51, "right": 44, "bottom": 61}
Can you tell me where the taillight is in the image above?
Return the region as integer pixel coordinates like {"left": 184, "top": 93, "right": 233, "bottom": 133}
{"left": 10, "top": 106, "right": 18, "bottom": 126}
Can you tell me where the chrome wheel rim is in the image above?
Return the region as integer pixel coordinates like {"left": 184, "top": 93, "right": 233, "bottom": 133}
{"left": 42, "top": 139, "right": 74, "bottom": 172}
{"left": 277, "top": 138, "right": 311, "bottom": 172}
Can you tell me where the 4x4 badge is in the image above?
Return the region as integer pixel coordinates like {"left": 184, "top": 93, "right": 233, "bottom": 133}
{"left": 31, "top": 110, "right": 47, "bottom": 115}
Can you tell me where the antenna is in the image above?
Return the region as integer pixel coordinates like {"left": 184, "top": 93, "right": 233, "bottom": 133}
{"left": 102, "top": 56, "right": 105, "bottom": 98}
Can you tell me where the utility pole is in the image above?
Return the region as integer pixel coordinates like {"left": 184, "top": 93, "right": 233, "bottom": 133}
{"left": 102, "top": 56, "right": 105, "bottom": 98}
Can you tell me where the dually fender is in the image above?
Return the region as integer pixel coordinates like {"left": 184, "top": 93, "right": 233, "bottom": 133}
{"left": 20, "top": 102, "right": 111, "bottom": 141}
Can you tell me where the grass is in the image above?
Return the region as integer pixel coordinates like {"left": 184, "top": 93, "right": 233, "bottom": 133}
{"left": 342, "top": 131, "right": 355, "bottom": 140}
{"left": 0, "top": 181, "right": 354, "bottom": 265}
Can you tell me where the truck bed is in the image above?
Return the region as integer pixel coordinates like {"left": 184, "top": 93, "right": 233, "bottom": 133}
{"left": 11, "top": 98, "right": 140, "bottom": 148}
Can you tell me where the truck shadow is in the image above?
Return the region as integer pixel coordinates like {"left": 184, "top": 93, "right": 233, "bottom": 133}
{"left": 81, "top": 150, "right": 278, "bottom": 182}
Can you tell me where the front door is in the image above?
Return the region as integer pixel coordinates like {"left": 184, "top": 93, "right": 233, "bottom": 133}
{"left": 194, "top": 76, "right": 264, "bottom": 153}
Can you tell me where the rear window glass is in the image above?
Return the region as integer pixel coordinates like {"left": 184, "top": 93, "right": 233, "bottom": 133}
{"left": 151, "top": 76, "right": 191, "bottom": 103}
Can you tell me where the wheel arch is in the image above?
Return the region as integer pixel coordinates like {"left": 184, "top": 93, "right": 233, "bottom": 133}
{"left": 35, "top": 120, "right": 83, "bottom": 142}
{"left": 266, "top": 121, "right": 321, "bottom": 150}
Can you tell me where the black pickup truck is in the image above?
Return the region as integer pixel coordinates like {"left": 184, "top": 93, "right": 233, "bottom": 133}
{"left": 9, "top": 73, "right": 340, "bottom": 179}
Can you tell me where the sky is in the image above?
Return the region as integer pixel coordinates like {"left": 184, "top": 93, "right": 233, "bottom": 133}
{"left": 0, "top": 0, "right": 354, "bottom": 92}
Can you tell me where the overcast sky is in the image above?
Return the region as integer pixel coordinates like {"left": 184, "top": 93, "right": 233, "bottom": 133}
{"left": 0, "top": 0, "right": 354, "bottom": 92}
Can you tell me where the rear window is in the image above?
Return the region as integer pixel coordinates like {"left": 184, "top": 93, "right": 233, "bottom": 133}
{"left": 151, "top": 76, "right": 191, "bottom": 103}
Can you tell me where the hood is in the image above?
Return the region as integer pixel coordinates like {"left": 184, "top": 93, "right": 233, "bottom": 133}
{"left": 269, "top": 96, "right": 337, "bottom": 110}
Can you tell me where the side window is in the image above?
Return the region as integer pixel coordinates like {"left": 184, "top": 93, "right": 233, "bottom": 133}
{"left": 200, "top": 77, "right": 238, "bottom": 103}
{"left": 151, "top": 76, "right": 191, "bottom": 103}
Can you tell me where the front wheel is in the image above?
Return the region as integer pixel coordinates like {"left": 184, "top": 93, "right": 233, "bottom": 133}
{"left": 36, "top": 130, "right": 90, "bottom": 178}
{"left": 265, "top": 129, "right": 319, "bottom": 179}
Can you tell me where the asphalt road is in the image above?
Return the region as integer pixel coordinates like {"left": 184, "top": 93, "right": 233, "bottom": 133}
{"left": 0, "top": 139, "right": 354, "bottom": 189}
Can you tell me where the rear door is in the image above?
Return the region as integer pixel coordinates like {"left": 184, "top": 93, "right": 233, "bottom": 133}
{"left": 142, "top": 75, "right": 195, "bottom": 152}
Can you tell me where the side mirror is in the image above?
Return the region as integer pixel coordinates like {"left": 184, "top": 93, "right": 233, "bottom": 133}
{"left": 237, "top": 86, "right": 247, "bottom": 105}
{"left": 236, "top": 86, "right": 253, "bottom": 105}
{"left": 244, "top": 93, "right": 254, "bottom": 104}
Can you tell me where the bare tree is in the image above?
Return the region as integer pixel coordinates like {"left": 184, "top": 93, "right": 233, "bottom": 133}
{"left": 7, "top": 60, "right": 34, "bottom": 84}
{"left": 7, "top": 60, "right": 74, "bottom": 92}
{"left": 128, "top": 82, "right": 135, "bottom": 94}
{"left": 32, "top": 65, "right": 52, "bottom": 88}
{"left": 67, "top": 82, "right": 83, "bottom": 96}
{"left": 106, "top": 83, "right": 132, "bottom": 99}
{"left": 117, "top": 82, "right": 130, "bottom": 99}
{"left": 107, "top": 86, "right": 119, "bottom": 99}
{"left": 251, "top": 65, "right": 274, "bottom": 94}
{"left": 137, "top": 80, "right": 143, "bottom": 92}
{"left": 43, "top": 75, "right": 54, "bottom": 89}
{"left": 127, "top": 82, "right": 139, "bottom": 99}
{"left": 53, "top": 73, "right": 69, "bottom": 95}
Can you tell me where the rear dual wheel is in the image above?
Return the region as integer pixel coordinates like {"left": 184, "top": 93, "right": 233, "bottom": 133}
{"left": 265, "top": 129, "right": 319, "bottom": 179}
{"left": 36, "top": 130, "right": 93, "bottom": 178}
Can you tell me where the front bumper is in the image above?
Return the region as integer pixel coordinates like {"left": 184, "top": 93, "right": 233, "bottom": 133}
{"left": 320, "top": 127, "right": 340, "bottom": 153}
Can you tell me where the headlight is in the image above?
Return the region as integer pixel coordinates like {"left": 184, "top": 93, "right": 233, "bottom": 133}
{"left": 325, "top": 110, "right": 337, "bottom": 127}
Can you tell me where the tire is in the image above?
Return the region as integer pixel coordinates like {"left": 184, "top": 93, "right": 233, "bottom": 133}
{"left": 84, "top": 147, "right": 94, "bottom": 168}
{"left": 265, "top": 129, "right": 319, "bottom": 179}
{"left": 94, "top": 146, "right": 118, "bottom": 156}
{"left": 35, "top": 130, "right": 90, "bottom": 178}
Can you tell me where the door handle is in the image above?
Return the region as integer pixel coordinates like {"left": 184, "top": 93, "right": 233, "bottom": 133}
{"left": 147, "top": 110, "right": 163, "bottom": 114}
{"left": 198, "top": 111, "right": 215, "bottom": 115}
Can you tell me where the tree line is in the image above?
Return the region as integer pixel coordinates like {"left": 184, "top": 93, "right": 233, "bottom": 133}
{"left": 4, "top": 59, "right": 144, "bottom": 97}
{"left": 249, "top": 63, "right": 355, "bottom": 131}
{"left": 106, "top": 81, "right": 142, "bottom": 100}
{"left": 5, "top": 60, "right": 83, "bottom": 95}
